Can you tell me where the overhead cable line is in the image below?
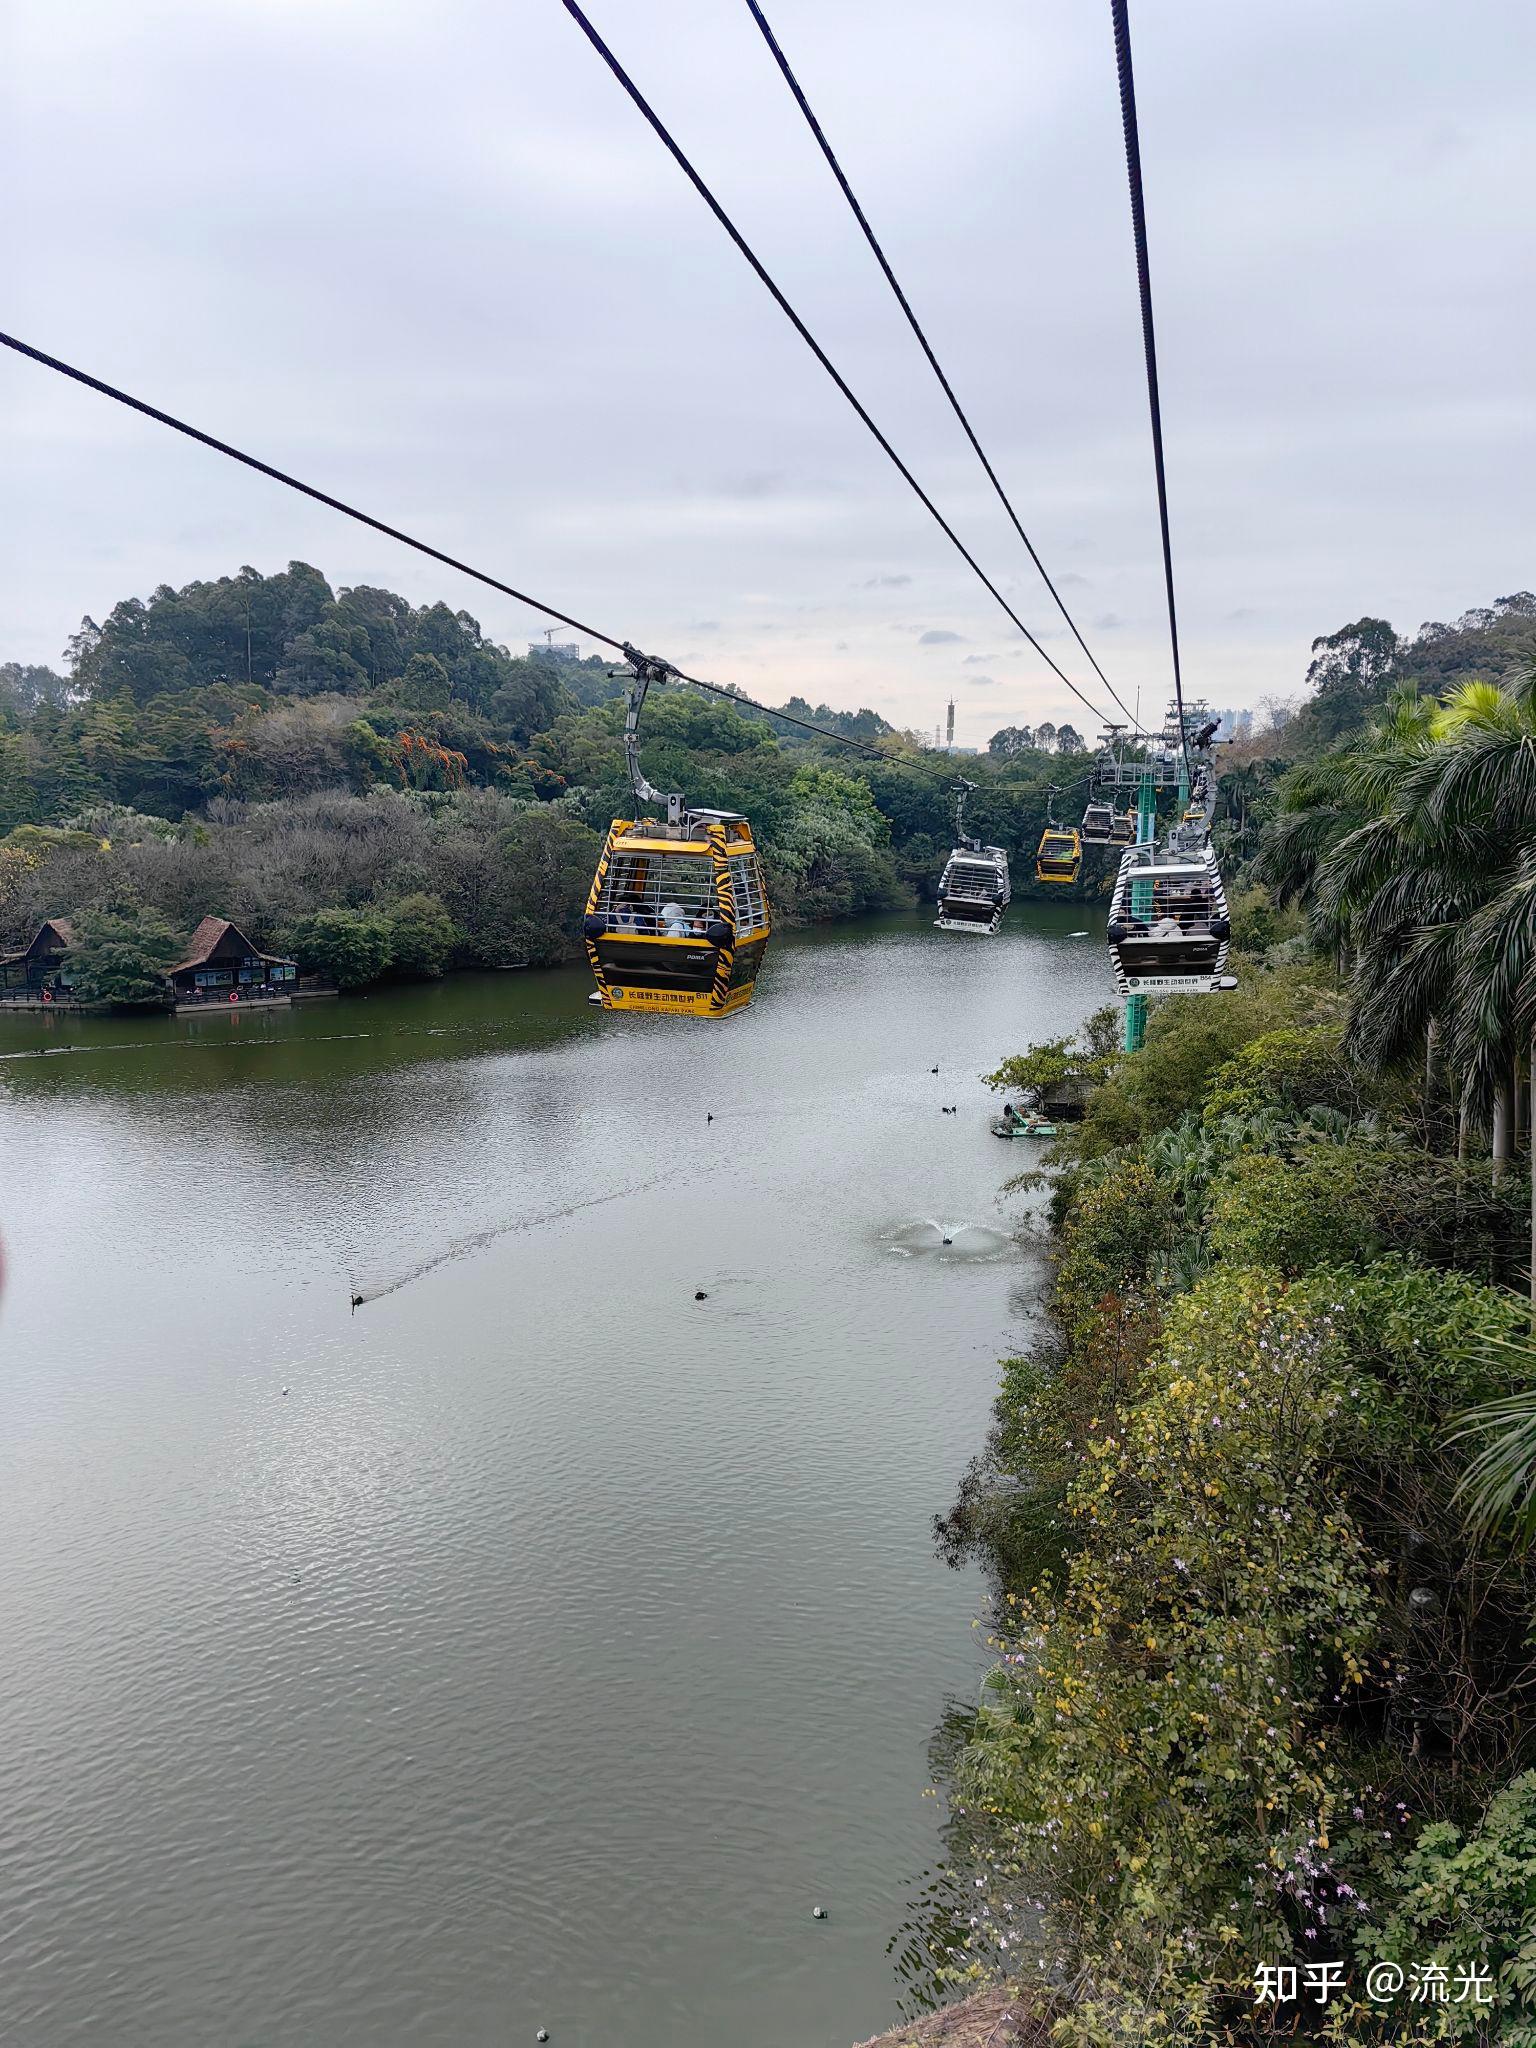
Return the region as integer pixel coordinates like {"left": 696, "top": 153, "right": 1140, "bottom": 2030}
{"left": 559, "top": 0, "right": 1120, "bottom": 736}
{"left": 0, "top": 327, "right": 892, "bottom": 759}
{"left": 1108, "top": 0, "right": 1190, "bottom": 776}
{"left": 741, "top": 0, "right": 1134, "bottom": 727}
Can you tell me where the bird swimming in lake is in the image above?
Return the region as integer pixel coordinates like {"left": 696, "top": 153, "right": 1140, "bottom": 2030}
{"left": 695, "top": 1290, "right": 708, "bottom": 1301}
{"left": 930, "top": 1065, "right": 939, "bottom": 1074}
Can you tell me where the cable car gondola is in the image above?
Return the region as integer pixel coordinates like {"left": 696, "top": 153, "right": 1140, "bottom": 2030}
{"left": 1106, "top": 838, "right": 1231, "bottom": 996}
{"left": 1080, "top": 798, "right": 1116, "bottom": 845}
{"left": 1109, "top": 808, "right": 1137, "bottom": 846}
{"left": 1033, "top": 788, "right": 1081, "bottom": 884}
{"left": 935, "top": 779, "right": 1010, "bottom": 934}
{"left": 583, "top": 647, "right": 771, "bottom": 1018}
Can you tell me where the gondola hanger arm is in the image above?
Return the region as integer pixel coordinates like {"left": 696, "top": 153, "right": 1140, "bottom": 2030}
{"left": 618, "top": 642, "right": 684, "bottom": 821}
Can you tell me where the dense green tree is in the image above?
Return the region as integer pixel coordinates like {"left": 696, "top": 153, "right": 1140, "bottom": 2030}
{"left": 285, "top": 907, "right": 395, "bottom": 988}
{"left": 1285, "top": 615, "right": 1401, "bottom": 749}
{"left": 385, "top": 892, "right": 460, "bottom": 978}
{"left": 391, "top": 652, "right": 453, "bottom": 712}
{"left": 772, "top": 696, "right": 893, "bottom": 744}
{"left": 483, "top": 806, "right": 603, "bottom": 966}
{"left": 0, "top": 662, "right": 74, "bottom": 716}
{"left": 987, "top": 725, "right": 1035, "bottom": 757}
{"left": 274, "top": 617, "right": 371, "bottom": 695}
{"left": 66, "top": 908, "right": 182, "bottom": 1006}
{"left": 486, "top": 655, "right": 572, "bottom": 739}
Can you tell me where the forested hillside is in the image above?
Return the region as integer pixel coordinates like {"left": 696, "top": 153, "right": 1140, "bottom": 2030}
{"left": 0, "top": 562, "right": 1092, "bottom": 985}
{"left": 6, "top": 569, "right": 1531, "bottom": 1002}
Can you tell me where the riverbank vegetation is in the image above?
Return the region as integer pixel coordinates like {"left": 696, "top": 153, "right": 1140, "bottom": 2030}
{"left": 923, "top": 603, "right": 1536, "bottom": 2045}
{"left": 0, "top": 562, "right": 1105, "bottom": 984}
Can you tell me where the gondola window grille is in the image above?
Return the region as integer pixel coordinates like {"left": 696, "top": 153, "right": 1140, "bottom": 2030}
{"left": 729, "top": 857, "right": 770, "bottom": 936}
{"left": 595, "top": 854, "right": 716, "bottom": 934}
{"left": 944, "top": 857, "right": 1004, "bottom": 898}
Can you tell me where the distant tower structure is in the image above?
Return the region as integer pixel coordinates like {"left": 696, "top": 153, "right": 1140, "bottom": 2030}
{"left": 945, "top": 699, "right": 955, "bottom": 749}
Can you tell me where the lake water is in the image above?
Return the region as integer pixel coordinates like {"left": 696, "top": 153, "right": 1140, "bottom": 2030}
{"left": 0, "top": 906, "right": 1108, "bottom": 2048}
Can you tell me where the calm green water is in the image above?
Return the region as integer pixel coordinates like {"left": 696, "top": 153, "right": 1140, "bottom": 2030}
{"left": 0, "top": 907, "right": 1108, "bottom": 2048}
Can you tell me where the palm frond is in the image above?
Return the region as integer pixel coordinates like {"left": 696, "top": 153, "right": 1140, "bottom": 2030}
{"left": 1450, "top": 1362, "right": 1536, "bottom": 1543}
{"left": 1251, "top": 804, "right": 1349, "bottom": 904}
{"left": 1420, "top": 725, "right": 1536, "bottom": 839}
{"left": 1432, "top": 678, "right": 1517, "bottom": 740}
{"left": 1451, "top": 856, "right": 1536, "bottom": 1051}
{"left": 1347, "top": 918, "right": 1460, "bottom": 1067}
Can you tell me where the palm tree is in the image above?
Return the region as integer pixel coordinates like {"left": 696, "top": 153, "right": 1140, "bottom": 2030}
{"left": 1257, "top": 664, "right": 1536, "bottom": 1526}
{"left": 1254, "top": 688, "right": 1437, "bottom": 922}
{"left": 1258, "top": 665, "right": 1536, "bottom": 1277}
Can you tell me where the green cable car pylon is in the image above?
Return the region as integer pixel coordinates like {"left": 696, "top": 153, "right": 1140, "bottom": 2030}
{"left": 1121, "top": 765, "right": 1159, "bottom": 1053}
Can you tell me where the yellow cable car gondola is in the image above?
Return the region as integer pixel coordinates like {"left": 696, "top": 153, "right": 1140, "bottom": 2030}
{"left": 1033, "top": 789, "right": 1081, "bottom": 884}
{"left": 1034, "top": 827, "right": 1081, "bottom": 883}
{"left": 582, "top": 646, "right": 771, "bottom": 1018}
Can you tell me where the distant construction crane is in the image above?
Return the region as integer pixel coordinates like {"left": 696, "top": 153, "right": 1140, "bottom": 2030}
{"left": 531, "top": 627, "right": 579, "bottom": 661}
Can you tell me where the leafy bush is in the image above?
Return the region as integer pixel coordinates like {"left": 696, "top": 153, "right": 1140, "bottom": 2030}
{"left": 1207, "top": 1145, "right": 1389, "bottom": 1272}
{"left": 1060, "top": 966, "right": 1345, "bottom": 1159}
{"left": 1209, "top": 1145, "right": 1528, "bottom": 1288}
{"left": 1301, "top": 1257, "right": 1530, "bottom": 1426}
{"left": 1225, "top": 884, "right": 1299, "bottom": 953}
{"left": 1201, "top": 1023, "right": 1365, "bottom": 1123}
{"left": 1053, "top": 1159, "right": 1175, "bottom": 1345}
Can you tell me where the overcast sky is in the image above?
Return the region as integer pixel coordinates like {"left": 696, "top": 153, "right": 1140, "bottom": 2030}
{"left": 3, "top": 0, "right": 1532, "bottom": 746}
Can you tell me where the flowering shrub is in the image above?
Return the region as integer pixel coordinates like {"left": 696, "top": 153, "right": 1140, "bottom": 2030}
{"left": 1356, "top": 1770, "right": 1536, "bottom": 2042}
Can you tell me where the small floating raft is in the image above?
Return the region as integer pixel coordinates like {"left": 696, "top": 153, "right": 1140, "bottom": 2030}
{"left": 990, "top": 1110, "right": 1057, "bottom": 1140}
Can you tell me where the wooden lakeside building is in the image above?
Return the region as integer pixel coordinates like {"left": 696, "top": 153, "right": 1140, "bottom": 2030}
{"left": 0, "top": 913, "right": 312, "bottom": 1011}
{"left": 0, "top": 919, "right": 80, "bottom": 1005}
{"left": 170, "top": 918, "right": 298, "bottom": 1006}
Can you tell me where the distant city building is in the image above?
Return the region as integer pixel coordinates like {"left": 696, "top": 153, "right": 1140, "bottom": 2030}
{"left": 1215, "top": 706, "right": 1254, "bottom": 740}
{"left": 529, "top": 640, "right": 579, "bottom": 662}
